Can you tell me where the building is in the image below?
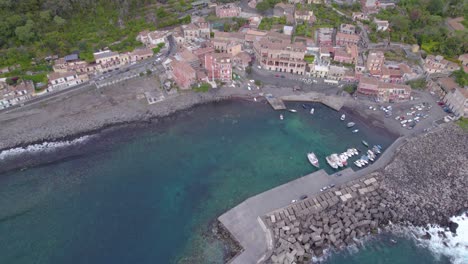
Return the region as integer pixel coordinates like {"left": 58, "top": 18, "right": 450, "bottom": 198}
{"left": 273, "top": 3, "right": 295, "bottom": 24}
{"left": 335, "top": 32, "right": 360, "bottom": 46}
{"left": 374, "top": 18, "right": 389, "bottom": 31}
{"left": 213, "top": 31, "right": 246, "bottom": 44}
{"left": 357, "top": 76, "right": 411, "bottom": 102}
{"left": 212, "top": 39, "right": 242, "bottom": 56}
{"left": 232, "top": 52, "right": 252, "bottom": 69}
{"left": 253, "top": 33, "right": 307, "bottom": 75}
{"left": 130, "top": 48, "right": 154, "bottom": 62}
{"left": 366, "top": 51, "right": 385, "bottom": 76}
{"left": 53, "top": 57, "right": 99, "bottom": 75}
{"left": 333, "top": 45, "right": 358, "bottom": 64}
{"left": 294, "top": 10, "right": 315, "bottom": 24}
{"left": 182, "top": 18, "right": 210, "bottom": 41}
{"left": 352, "top": 12, "right": 369, "bottom": 21}
{"left": 317, "top": 28, "right": 334, "bottom": 46}
{"left": 340, "top": 24, "right": 356, "bottom": 34}
{"left": 170, "top": 60, "right": 196, "bottom": 89}
{"left": 175, "top": 48, "right": 200, "bottom": 69}
{"left": 204, "top": 53, "right": 233, "bottom": 82}
{"left": 328, "top": 65, "right": 347, "bottom": 80}
{"left": 0, "top": 79, "right": 35, "bottom": 109}
{"left": 459, "top": 54, "right": 468, "bottom": 73}
{"left": 380, "top": 65, "right": 404, "bottom": 83}
{"left": 423, "top": 55, "right": 460, "bottom": 75}
{"left": 443, "top": 79, "right": 468, "bottom": 117}
{"left": 94, "top": 50, "right": 120, "bottom": 65}
{"left": 137, "top": 30, "right": 168, "bottom": 48}
{"left": 48, "top": 71, "right": 88, "bottom": 91}
{"left": 215, "top": 4, "right": 241, "bottom": 18}
{"left": 283, "top": 25, "right": 294, "bottom": 36}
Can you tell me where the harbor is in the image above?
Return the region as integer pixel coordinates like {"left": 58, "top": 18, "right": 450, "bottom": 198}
{"left": 219, "top": 136, "right": 407, "bottom": 264}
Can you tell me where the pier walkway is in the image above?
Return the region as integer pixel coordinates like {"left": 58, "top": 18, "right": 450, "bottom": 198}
{"left": 265, "top": 96, "right": 287, "bottom": 110}
{"left": 265, "top": 92, "right": 345, "bottom": 112}
{"left": 219, "top": 136, "right": 407, "bottom": 264}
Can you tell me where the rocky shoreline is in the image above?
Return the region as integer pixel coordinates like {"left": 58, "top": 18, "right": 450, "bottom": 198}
{"left": 263, "top": 124, "right": 467, "bottom": 263}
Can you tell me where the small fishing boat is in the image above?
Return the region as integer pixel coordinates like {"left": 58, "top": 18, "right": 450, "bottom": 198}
{"left": 372, "top": 145, "right": 381, "bottom": 154}
{"left": 340, "top": 114, "right": 346, "bottom": 121}
{"left": 307, "top": 152, "right": 320, "bottom": 168}
{"left": 347, "top": 122, "right": 356, "bottom": 128}
{"left": 289, "top": 109, "right": 297, "bottom": 113}
{"left": 302, "top": 104, "right": 309, "bottom": 109}
{"left": 310, "top": 108, "right": 315, "bottom": 114}
{"left": 326, "top": 155, "right": 338, "bottom": 169}
{"left": 362, "top": 140, "right": 369, "bottom": 147}
{"left": 254, "top": 97, "right": 257, "bottom": 102}
{"left": 352, "top": 129, "right": 359, "bottom": 133}
{"left": 354, "top": 160, "right": 363, "bottom": 167}
{"left": 280, "top": 114, "right": 284, "bottom": 120}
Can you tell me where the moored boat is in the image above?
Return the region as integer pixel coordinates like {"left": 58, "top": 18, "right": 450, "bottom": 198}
{"left": 347, "top": 122, "right": 355, "bottom": 128}
{"left": 280, "top": 114, "right": 284, "bottom": 120}
{"left": 302, "top": 104, "right": 308, "bottom": 109}
{"left": 310, "top": 108, "right": 315, "bottom": 114}
{"left": 362, "top": 140, "right": 369, "bottom": 147}
{"left": 352, "top": 129, "right": 359, "bottom": 133}
{"left": 288, "top": 109, "right": 297, "bottom": 113}
{"left": 340, "top": 114, "right": 346, "bottom": 121}
{"left": 307, "top": 152, "right": 320, "bottom": 168}
{"left": 326, "top": 155, "right": 338, "bottom": 169}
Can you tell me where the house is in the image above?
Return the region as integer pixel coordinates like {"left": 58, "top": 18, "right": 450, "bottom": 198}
{"left": 335, "top": 32, "right": 360, "bottom": 46}
{"left": 423, "top": 55, "right": 460, "bottom": 75}
{"left": 204, "top": 53, "right": 233, "bottom": 82}
{"left": 443, "top": 79, "right": 468, "bottom": 117}
{"left": 366, "top": 51, "right": 385, "bottom": 76}
{"left": 170, "top": 60, "right": 196, "bottom": 90}
{"left": 48, "top": 71, "right": 88, "bottom": 91}
{"left": 328, "top": 65, "right": 347, "bottom": 80}
{"left": 232, "top": 52, "right": 252, "bottom": 69}
{"left": 130, "top": 48, "right": 154, "bottom": 62}
{"left": 273, "top": 3, "right": 295, "bottom": 24}
{"left": 339, "top": 24, "right": 356, "bottom": 34}
{"left": 215, "top": 4, "right": 241, "bottom": 18}
{"left": 0, "top": 80, "right": 35, "bottom": 109}
{"left": 253, "top": 33, "right": 307, "bottom": 75}
{"left": 317, "top": 28, "right": 334, "bottom": 46}
{"left": 357, "top": 76, "right": 411, "bottom": 102}
{"left": 374, "top": 18, "right": 389, "bottom": 31}
{"left": 249, "top": 16, "right": 262, "bottom": 28}
{"left": 193, "top": 47, "right": 216, "bottom": 63}
{"left": 94, "top": 50, "right": 120, "bottom": 65}
{"left": 352, "top": 12, "right": 369, "bottom": 21}
{"left": 380, "top": 65, "right": 404, "bottom": 83}
{"left": 333, "top": 45, "right": 358, "bottom": 64}
{"left": 283, "top": 25, "right": 294, "bottom": 36}
{"left": 361, "top": 0, "right": 379, "bottom": 14}
{"left": 458, "top": 54, "right": 468, "bottom": 73}
{"left": 294, "top": 10, "right": 315, "bottom": 24}
{"left": 175, "top": 48, "right": 200, "bottom": 69}
{"left": 182, "top": 18, "right": 210, "bottom": 41}
{"left": 212, "top": 39, "right": 242, "bottom": 56}
{"left": 53, "top": 57, "right": 97, "bottom": 74}
{"left": 172, "top": 28, "right": 186, "bottom": 47}
{"left": 309, "top": 63, "right": 329, "bottom": 78}
{"left": 137, "top": 30, "right": 167, "bottom": 47}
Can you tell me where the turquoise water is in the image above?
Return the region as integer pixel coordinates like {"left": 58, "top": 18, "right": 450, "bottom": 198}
{"left": 0, "top": 100, "right": 445, "bottom": 264}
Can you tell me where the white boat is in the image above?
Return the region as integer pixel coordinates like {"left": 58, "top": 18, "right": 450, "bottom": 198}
{"left": 288, "top": 109, "right": 297, "bottom": 113}
{"left": 326, "top": 155, "right": 338, "bottom": 169}
{"left": 331, "top": 154, "right": 343, "bottom": 167}
{"left": 352, "top": 129, "right": 359, "bottom": 133}
{"left": 354, "top": 160, "right": 362, "bottom": 167}
{"left": 307, "top": 152, "right": 320, "bottom": 168}
{"left": 280, "top": 114, "right": 284, "bottom": 120}
{"left": 340, "top": 114, "right": 346, "bottom": 121}
{"left": 310, "top": 108, "right": 315, "bottom": 114}
{"left": 347, "top": 122, "right": 356, "bottom": 128}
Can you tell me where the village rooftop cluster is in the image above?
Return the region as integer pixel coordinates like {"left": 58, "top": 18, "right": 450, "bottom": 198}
{"left": 1, "top": 0, "right": 467, "bottom": 118}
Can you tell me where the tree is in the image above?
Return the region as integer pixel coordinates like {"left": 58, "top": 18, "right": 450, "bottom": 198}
{"left": 53, "top": 15, "right": 66, "bottom": 27}
{"left": 427, "top": 0, "right": 444, "bottom": 16}
{"left": 15, "top": 20, "right": 35, "bottom": 43}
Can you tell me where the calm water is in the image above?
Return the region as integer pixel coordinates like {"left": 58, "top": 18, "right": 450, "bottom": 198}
{"left": 0, "top": 100, "right": 447, "bottom": 263}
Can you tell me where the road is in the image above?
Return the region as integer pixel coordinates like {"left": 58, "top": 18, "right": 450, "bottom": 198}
{"left": 1, "top": 35, "right": 177, "bottom": 115}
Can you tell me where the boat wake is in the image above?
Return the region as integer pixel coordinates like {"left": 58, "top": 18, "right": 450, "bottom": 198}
{"left": 0, "top": 136, "right": 92, "bottom": 161}
{"left": 391, "top": 212, "right": 468, "bottom": 264}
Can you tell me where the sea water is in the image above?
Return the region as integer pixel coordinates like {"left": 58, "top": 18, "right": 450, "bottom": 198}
{"left": 0, "top": 100, "right": 455, "bottom": 264}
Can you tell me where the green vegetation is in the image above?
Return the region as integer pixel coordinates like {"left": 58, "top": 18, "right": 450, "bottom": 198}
{"left": 152, "top": 43, "right": 166, "bottom": 54}
{"left": 256, "top": 0, "right": 281, "bottom": 13}
{"left": 0, "top": 0, "right": 192, "bottom": 70}
{"left": 295, "top": 23, "right": 313, "bottom": 37}
{"left": 384, "top": 49, "right": 407, "bottom": 61}
{"left": 254, "top": 80, "right": 262, "bottom": 86}
{"left": 373, "top": 0, "right": 468, "bottom": 58}
{"left": 223, "top": 18, "right": 248, "bottom": 32}
{"left": 258, "top": 16, "right": 287, "bottom": 30}
{"left": 456, "top": 117, "right": 468, "bottom": 131}
{"left": 343, "top": 84, "right": 357, "bottom": 94}
{"left": 309, "top": 4, "right": 353, "bottom": 28}
{"left": 304, "top": 55, "right": 315, "bottom": 64}
{"left": 406, "top": 78, "right": 428, "bottom": 90}
{"left": 193, "top": 82, "right": 212, "bottom": 92}
{"left": 451, "top": 69, "right": 468, "bottom": 87}
{"left": 331, "top": 2, "right": 361, "bottom": 14}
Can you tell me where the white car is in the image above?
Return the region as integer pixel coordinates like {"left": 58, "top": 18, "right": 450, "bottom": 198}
{"left": 401, "top": 120, "right": 408, "bottom": 124}
{"left": 249, "top": 79, "right": 254, "bottom": 83}
{"left": 257, "top": 65, "right": 261, "bottom": 69}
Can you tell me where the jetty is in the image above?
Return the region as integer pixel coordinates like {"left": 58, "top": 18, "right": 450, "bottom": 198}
{"left": 219, "top": 136, "right": 407, "bottom": 263}
{"left": 265, "top": 92, "right": 345, "bottom": 112}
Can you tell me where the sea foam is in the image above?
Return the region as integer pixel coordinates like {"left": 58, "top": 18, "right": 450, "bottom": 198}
{"left": 0, "top": 136, "right": 92, "bottom": 161}
{"left": 394, "top": 212, "right": 468, "bottom": 264}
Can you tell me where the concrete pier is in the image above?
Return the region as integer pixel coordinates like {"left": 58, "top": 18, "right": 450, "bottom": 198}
{"left": 280, "top": 92, "right": 345, "bottom": 111}
{"left": 266, "top": 96, "right": 287, "bottom": 110}
{"left": 219, "top": 136, "right": 407, "bottom": 264}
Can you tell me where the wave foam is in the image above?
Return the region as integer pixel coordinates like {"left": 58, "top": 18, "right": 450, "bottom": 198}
{"left": 392, "top": 212, "right": 468, "bottom": 264}
{"left": 0, "top": 136, "right": 92, "bottom": 161}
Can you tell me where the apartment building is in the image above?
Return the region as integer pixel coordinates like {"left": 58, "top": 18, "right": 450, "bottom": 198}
{"left": 366, "top": 51, "right": 385, "bottom": 76}
{"left": 357, "top": 76, "right": 411, "bottom": 102}
{"left": 215, "top": 4, "right": 241, "bottom": 18}
{"left": 204, "top": 53, "right": 233, "bottom": 82}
